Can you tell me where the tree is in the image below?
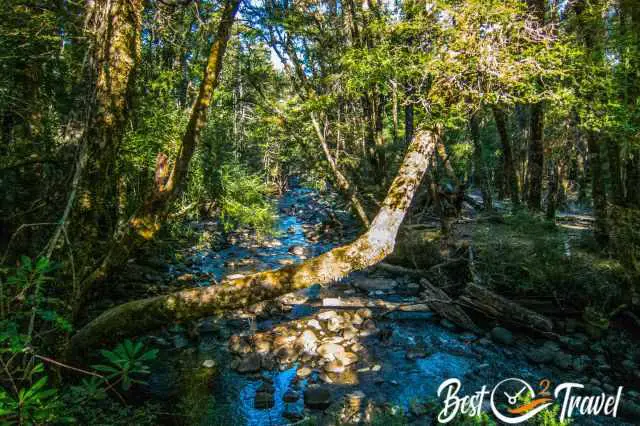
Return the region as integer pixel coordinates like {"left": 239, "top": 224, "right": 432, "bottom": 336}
{"left": 71, "top": 128, "right": 439, "bottom": 351}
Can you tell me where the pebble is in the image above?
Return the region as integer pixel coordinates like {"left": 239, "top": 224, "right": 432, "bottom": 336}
{"left": 201, "top": 359, "right": 216, "bottom": 369}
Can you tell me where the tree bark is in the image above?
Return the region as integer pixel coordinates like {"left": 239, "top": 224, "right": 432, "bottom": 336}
{"left": 525, "top": 0, "right": 546, "bottom": 211}
{"left": 83, "top": 0, "right": 241, "bottom": 287}
{"left": 70, "top": 128, "right": 439, "bottom": 352}
{"left": 527, "top": 103, "right": 544, "bottom": 210}
{"left": 311, "top": 113, "right": 371, "bottom": 227}
{"left": 606, "top": 136, "right": 624, "bottom": 206}
{"left": 492, "top": 106, "right": 519, "bottom": 205}
{"left": 470, "top": 112, "right": 492, "bottom": 211}
{"left": 82, "top": 0, "right": 143, "bottom": 234}
{"left": 588, "top": 134, "right": 609, "bottom": 245}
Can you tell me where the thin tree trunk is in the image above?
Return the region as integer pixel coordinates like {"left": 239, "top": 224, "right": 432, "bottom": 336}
{"left": 470, "top": 112, "right": 492, "bottom": 211}
{"left": 527, "top": 103, "right": 545, "bottom": 210}
{"left": 606, "top": 136, "right": 624, "bottom": 206}
{"left": 492, "top": 106, "right": 519, "bottom": 205}
{"left": 588, "top": 134, "right": 609, "bottom": 244}
{"left": 70, "top": 128, "right": 439, "bottom": 351}
{"left": 404, "top": 87, "right": 414, "bottom": 145}
{"left": 310, "top": 113, "right": 370, "bottom": 227}
{"left": 545, "top": 161, "right": 558, "bottom": 220}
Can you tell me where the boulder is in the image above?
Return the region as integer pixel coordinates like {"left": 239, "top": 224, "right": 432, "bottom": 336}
{"left": 490, "top": 327, "right": 514, "bottom": 345}
{"left": 304, "top": 385, "right": 332, "bottom": 409}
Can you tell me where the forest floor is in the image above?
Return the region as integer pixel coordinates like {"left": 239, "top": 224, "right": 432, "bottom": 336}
{"left": 98, "top": 185, "right": 640, "bottom": 425}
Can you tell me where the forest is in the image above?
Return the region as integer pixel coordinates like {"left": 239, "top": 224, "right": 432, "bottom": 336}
{"left": 1, "top": 0, "right": 639, "bottom": 424}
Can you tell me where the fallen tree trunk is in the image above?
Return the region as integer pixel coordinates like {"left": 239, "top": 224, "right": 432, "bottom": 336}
{"left": 70, "top": 129, "right": 439, "bottom": 352}
{"left": 419, "top": 279, "right": 481, "bottom": 333}
{"left": 457, "top": 282, "right": 553, "bottom": 332}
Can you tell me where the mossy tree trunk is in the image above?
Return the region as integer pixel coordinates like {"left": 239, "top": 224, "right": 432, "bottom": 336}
{"left": 81, "top": 0, "right": 241, "bottom": 288}
{"left": 71, "top": 128, "right": 439, "bottom": 352}
{"left": 82, "top": 0, "right": 143, "bottom": 236}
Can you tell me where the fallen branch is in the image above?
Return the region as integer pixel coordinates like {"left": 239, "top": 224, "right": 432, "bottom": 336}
{"left": 419, "top": 278, "right": 481, "bottom": 332}
{"left": 457, "top": 282, "right": 553, "bottom": 332}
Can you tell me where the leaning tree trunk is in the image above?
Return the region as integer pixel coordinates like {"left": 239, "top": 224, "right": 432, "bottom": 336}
{"left": 81, "top": 0, "right": 241, "bottom": 289}
{"left": 70, "top": 128, "right": 439, "bottom": 352}
{"left": 311, "top": 113, "right": 371, "bottom": 227}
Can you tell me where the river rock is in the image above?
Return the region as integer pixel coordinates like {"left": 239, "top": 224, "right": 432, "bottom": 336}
{"left": 553, "top": 351, "right": 573, "bottom": 370}
{"left": 569, "top": 354, "right": 590, "bottom": 373}
{"left": 526, "top": 347, "right": 555, "bottom": 364}
{"left": 324, "top": 359, "right": 346, "bottom": 373}
{"left": 254, "top": 391, "right": 275, "bottom": 409}
{"left": 317, "top": 343, "right": 345, "bottom": 360}
{"left": 406, "top": 346, "right": 430, "bottom": 360}
{"left": 288, "top": 245, "right": 307, "bottom": 256}
{"left": 295, "top": 330, "right": 319, "bottom": 353}
{"left": 318, "top": 310, "right": 338, "bottom": 321}
{"left": 337, "top": 351, "right": 358, "bottom": 366}
{"left": 304, "top": 385, "right": 332, "bottom": 409}
{"left": 327, "top": 316, "right": 345, "bottom": 332}
{"left": 202, "top": 359, "right": 216, "bottom": 369}
{"left": 490, "top": 327, "right": 514, "bottom": 345}
{"left": 284, "top": 390, "right": 300, "bottom": 403}
{"left": 234, "top": 353, "right": 262, "bottom": 374}
{"left": 297, "top": 366, "right": 313, "bottom": 378}
{"left": 229, "top": 335, "right": 252, "bottom": 354}
{"left": 308, "top": 319, "right": 322, "bottom": 330}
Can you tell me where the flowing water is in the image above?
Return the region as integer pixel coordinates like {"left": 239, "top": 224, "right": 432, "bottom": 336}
{"left": 146, "top": 185, "right": 635, "bottom": 425}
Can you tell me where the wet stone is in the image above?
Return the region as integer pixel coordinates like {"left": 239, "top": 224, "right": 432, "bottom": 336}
{"left": 233, "top": 353, "right": 262, "bottom": 374}
{"left": 490, "top": 327, "right": 513, "bottom": 345}
{"left": 254, "top": 391, "right": 274, "bottom": 409}
{"left": 304, "top": 385, "right": 332, "bottom": 409}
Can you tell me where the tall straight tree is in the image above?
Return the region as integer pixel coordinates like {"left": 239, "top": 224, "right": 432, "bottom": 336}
{"left": 79, "top": 0, "right": 143, "bottom": 236}
{"left": 574, "top": 0, "right": 609, "bottom": 244}
{"left": 492, "top": 106, "right": 520, "bottom": 205}
{"left": 525, "top": 0, "right": 546, "bottom": 210}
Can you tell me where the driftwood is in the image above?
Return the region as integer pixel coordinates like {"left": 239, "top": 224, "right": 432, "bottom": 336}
{"left": 377, "top": 260, "right": 553, "bottom": 333}
{"left": 457, "top": 282, "right": 553, "bottom": 332}
{"left": 419, "top": 278, "right": 481, "bottom": 333}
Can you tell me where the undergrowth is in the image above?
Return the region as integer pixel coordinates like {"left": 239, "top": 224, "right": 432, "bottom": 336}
{"left": 473, "top": 211, "right": 630, "bottom": 314}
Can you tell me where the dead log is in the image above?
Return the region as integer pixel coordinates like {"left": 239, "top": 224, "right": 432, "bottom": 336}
{"left": 419, "top": 278, "right": 481, "bottom": 333}
{"left": 457, "top": 282, "right": 553, "bottom": 332}
{"left": 70, "top": 129, "right": 439, "bottom": 352}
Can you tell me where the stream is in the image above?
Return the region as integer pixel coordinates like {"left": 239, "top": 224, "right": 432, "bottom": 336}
{"left": 143, "top": 185, "right": 637, "bottom": 425}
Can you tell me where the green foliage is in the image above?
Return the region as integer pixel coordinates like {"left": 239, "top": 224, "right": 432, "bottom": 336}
{"left": 450, "top": 412, "right": 497, "bottom": 426}
{"left": 474, "top": 212, "right": 630, "bottom": 313}
{"left": 217, "top": 164, "right": 276, "bottom": 234}
{"left": 92, "top": 340, "right": 158, "bottom": 391}
{"left": 0, "top": 372, "right": 68, "bottom": 425}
